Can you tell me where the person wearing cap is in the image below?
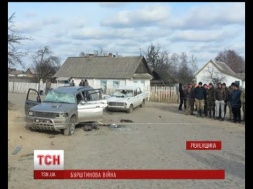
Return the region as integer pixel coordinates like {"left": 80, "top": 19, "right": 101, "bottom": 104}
{"left": 231, "top": 83, "right": 241, "bottom": 123}
{"left": 206, "top": 83, "right": 215, "bottom": 118}
{"left": 194, "top": 82, "right": 206, "bottom": 117}
{"left": 184, "top": 82, "right": 195, "bottom": 115}
{"left": 214, "top": 82, "right": 226, "bottom": 121}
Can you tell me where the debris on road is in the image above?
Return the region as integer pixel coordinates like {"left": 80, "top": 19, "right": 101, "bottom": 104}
{"left": 20, "top": 153, "right": 33, "bottom": 158}
{"left": 120, "top": 119, "right": 134, "bottom": 123}
{"left": 12, "top": 146, "right": 22, "bottom": 155}
{"left": 108, "top": 124, "right": 130, "bottom": 131}
{"left": 83, "top": 124, "right": 99, "bottom": 131}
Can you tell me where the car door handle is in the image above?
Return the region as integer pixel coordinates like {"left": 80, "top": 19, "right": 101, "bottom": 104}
{"left": 96, "top": 106, "right": 100, "bottom": 108}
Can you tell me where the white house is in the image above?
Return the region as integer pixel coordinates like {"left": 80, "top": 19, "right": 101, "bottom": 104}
{"left": 53, "top": 56, "right": 153, "bottom": 94}
{"left": 195, "top": 60, "right": 244, "bottom": 88}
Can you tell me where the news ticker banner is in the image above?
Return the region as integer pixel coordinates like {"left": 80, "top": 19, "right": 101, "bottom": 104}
{"left": 34, "top": 141, "right": 224, "bottom": 180}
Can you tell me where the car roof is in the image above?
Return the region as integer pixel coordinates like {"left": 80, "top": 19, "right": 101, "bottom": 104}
{"left": 53, "top": 86, "right": 94, "bottom": 94}
{"left": 116, "top": 85, "right": 141, "bottom": 90}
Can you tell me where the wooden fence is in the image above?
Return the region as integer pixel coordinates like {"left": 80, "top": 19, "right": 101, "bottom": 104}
{"left": 8, "top": 81, "right": 180, "bottom": 103}
{"left": 8, "top": 81, "right": 66, "bottom": 94}
{"left": 149, "top": 86, "right": 178, "bottom": 103}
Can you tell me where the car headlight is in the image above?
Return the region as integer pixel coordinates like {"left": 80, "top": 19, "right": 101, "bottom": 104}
{"left": 124, "top": 103, "right": 127, "bottom": 106}
{"left": 56, "top": 113, "right": 68, "bottom": 117}
{"left": 28, "top": 111, "right": 34, "bottom": 116}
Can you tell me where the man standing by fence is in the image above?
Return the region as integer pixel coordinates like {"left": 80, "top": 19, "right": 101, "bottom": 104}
{"left": 45, "top": 79, "right": 51, "bottom": 95}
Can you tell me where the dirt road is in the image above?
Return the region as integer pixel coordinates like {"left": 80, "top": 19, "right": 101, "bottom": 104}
{"left": 8, "top": 92, "right": 245, "bottom": 189}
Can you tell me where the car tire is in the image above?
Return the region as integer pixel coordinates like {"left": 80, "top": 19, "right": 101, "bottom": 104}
{"left": 127, "top": 104, "right": 133, "bottom": 113}
{"left": 140, "top": 99, "right": 145, "bottom": 107}
{"left": 63, "top": 116, "right": 76, "bottom": 136}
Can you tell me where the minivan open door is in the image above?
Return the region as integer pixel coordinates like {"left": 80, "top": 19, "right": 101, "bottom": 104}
{"left": 24, "top": 88, "right": 42, "bottom": 116}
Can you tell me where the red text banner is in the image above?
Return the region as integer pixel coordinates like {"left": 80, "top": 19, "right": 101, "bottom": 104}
{"left": 186, "top": 141, "right": 222, "bottom": 150}
{"left": 34, "top": 170, "right": 225, "bottom": 179}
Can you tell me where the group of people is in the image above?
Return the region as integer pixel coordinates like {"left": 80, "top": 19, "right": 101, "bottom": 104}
{"left": 178, "top": 81, "right": 245, "bottom": 123}
{"left": 69, "top": 79, "right": 89, "bottom": 87}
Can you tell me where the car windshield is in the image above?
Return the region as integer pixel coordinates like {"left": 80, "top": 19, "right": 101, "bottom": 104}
{"left": 112, "top": 90, "right": 133, "bottom": 97}
{"left": 44, "top": 90, "right": 75, "bottom": 104}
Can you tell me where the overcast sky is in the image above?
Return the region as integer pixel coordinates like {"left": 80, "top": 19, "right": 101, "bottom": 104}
{"left": 8, "top": 2, "right": 245, "bottom": 70}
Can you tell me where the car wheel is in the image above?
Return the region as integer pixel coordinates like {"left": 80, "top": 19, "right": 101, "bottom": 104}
{"left": 127, "top": 104, "right": 133, "bottom": 113}
{"left": 140, "top": 99, "right": 145, "bottom": 107}
{"left": 63, "top": 116, "right": 76, "bottom": 136}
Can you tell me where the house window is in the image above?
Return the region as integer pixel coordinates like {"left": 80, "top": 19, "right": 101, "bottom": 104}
{"left": 113, "top": 81, "right": 120, "bottom": 89}
{"left": 100, "top": 80, "right": 107, "bottom": 93}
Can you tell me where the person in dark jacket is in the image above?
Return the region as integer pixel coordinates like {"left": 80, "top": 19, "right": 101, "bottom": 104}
{"left": 231, "top": 83, "right": 241, "bottom": 123}
{"left": 178, "top": 83, "right": 185, "bottom": 110}
{"left": 194, "top": 82, "right": 206, "bottom": 117}
{"left": 79, "top": 79, "right": 84, "bottom": 86}
{"left": 214, "top": 82, "right": 226, "bottom": 121}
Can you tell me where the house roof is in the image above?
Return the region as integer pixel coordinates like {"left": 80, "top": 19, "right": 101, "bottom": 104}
{"left": 152, "top": 68, "right": 177, "bottom": 85}
{"left": 195, "top": 60, "right": 242, "bottom": 79}
{"left": 26, "top": 68, "right": 37, "bottom": 74}
{"left": 8, "top": 68, "right": 24, "bottom": 75}
{"left": 53, "top": 56, "right": 152, "bottom": 79}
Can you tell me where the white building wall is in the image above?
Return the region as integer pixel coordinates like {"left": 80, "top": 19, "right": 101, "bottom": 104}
{"left": 195, "top": 63, "right": 243, "bottom": 87}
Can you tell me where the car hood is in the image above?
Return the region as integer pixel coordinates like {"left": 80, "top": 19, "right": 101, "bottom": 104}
{"left": 30, "top": 102, "right": 76, "bottom": 113}
{"left": 107, "top": 97, "right": 130, "bottom": 103}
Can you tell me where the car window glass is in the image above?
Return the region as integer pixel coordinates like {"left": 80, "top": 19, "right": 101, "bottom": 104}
{"left": 88, "top": 90, "right": 100, "bottom": 101}
{"left": 27, "top": 90, "right": 39, "bottom": 101}
{"left": 44, "top": 91, "right": 75, "bottom": 103}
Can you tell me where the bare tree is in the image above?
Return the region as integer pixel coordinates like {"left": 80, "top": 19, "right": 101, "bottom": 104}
{"left": 176, "top": 52, "right": 195, "bottom": 84}
{"left": 215, "top": 49, "right": 245, "bottom": 73}
{"left": 144, "top": 43, "right": 162, "bottom": 68}
{"left": 32, "top": 46, "right": 60, "bottom": 82}
{"left": 8, "top": 13, "right": 31, "bottom": 68}
{"left": 144, "top": 43, "right": 196, "bottom": 85}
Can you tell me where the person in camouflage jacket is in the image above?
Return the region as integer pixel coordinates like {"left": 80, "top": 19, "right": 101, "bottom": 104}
{"left": 184, "top": 83, "right": 195, "bottom": 115}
